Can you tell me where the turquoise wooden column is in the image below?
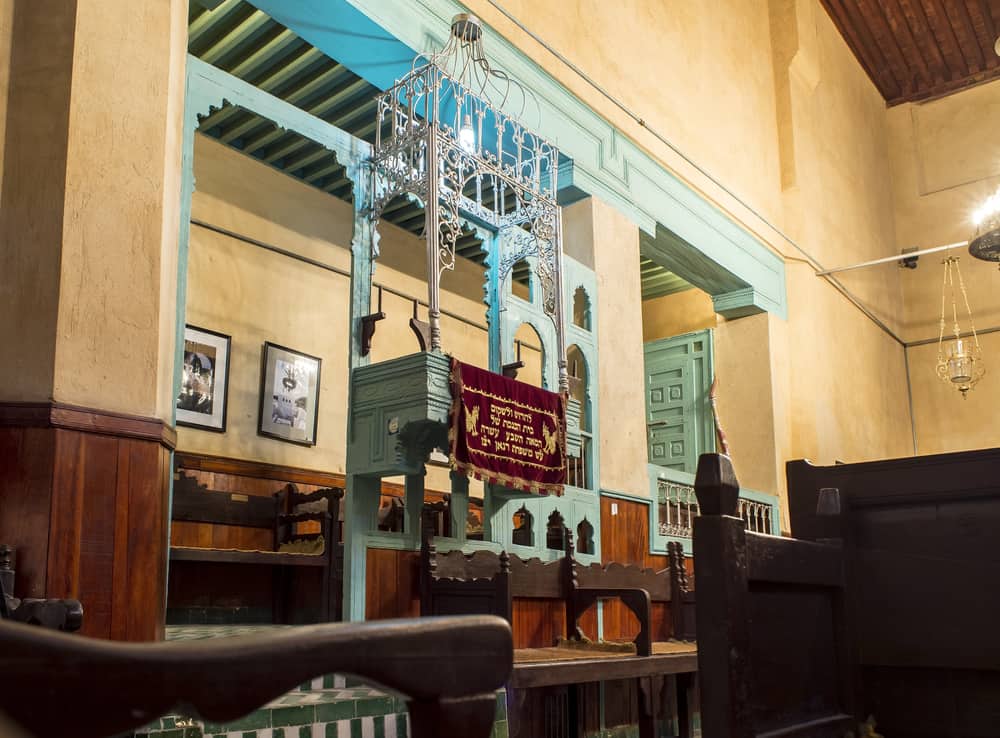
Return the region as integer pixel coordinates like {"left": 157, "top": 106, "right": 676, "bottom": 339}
{"left": 343, "top": 155, "right": 379, "bottom": 621}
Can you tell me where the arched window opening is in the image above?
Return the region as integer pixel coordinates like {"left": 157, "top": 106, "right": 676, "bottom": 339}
{"left": 573, "top": 286, "right": 591, "bottom": 331}
{"left": 566, "top": 344, "right": 592, "bottom": 489}
{"left": 513, "top": 323, "right": 544, "bottom": 388}
{"left": 512, "top": 505, "right": 534, "bottom": 547}
{"left": 576, "top": 518, "right": 595, "bottom": 555}
{"left": 511, "top": 258, "right": 531, "bottom": 301}
{"left": 546, "top": 509, "right": 567, "bottom": 551}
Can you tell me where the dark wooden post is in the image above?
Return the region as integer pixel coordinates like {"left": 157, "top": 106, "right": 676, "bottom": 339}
{"left": 693, "top": 453, "right": 753, "bottom": 738}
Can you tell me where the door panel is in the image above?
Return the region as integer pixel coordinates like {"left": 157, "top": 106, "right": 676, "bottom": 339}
{"left": 643, "top": 331, "right": 714, "bottom": 473}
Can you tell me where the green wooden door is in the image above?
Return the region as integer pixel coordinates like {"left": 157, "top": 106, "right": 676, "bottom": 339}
{"left": 643, "top": 330, "right": 715, "bottom": 473}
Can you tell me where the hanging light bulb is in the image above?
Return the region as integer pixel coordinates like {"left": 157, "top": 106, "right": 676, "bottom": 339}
{"left": 969, "top": 187, "right": 1000, "bottom": 266}
{"left": 458, "top": 114, "right": 476, "bottom": 154}
{"left": 935, "top": 255, "right": 985, "bottom": 398}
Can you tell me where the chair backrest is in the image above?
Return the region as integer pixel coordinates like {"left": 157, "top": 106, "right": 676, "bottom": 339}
{"left": 787, "top": 451, "right": 1000, "bottom": 737}
{"left": 0, "top": 615, "right": 513, "bottom": 738}
{"left": 694, "top": 454, "right": 854, "bottom": 738}
{"left": 172, "top": 472, "right": 278, "bottom": 529}
{"left": 419, "top": 536, "right": 512, "bottom": 621}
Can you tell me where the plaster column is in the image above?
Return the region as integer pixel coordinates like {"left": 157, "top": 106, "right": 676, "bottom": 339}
{"left": 0, "top": 0, "right": 187, "bottom": 640}
{"left": 713, "top": 312, "right": 785, "bottom": 528}
{"left": 564, "top": 198, "right": 649, "bottom": 498}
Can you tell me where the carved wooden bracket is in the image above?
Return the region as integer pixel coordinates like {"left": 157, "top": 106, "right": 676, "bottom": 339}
{"left": 360, "top": 287, "right": 386, "bottom": 357}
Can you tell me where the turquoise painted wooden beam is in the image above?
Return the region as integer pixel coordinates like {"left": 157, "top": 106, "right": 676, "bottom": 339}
{"left": 186, "top": 55, "right": 371, "bottom": 172}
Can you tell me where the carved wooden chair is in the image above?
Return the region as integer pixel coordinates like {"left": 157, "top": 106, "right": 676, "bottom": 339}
{"left": 0, "top": 615, "right": 512, "bottom": 738}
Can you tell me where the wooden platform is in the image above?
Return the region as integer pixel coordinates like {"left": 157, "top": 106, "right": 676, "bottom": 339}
{"left": 511, "top": 641, "right": 697, "bottom": 688}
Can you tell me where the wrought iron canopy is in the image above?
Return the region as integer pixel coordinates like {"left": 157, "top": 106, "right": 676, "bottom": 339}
{"left": 368, "top": 14, "right": 567, "bottom": 390}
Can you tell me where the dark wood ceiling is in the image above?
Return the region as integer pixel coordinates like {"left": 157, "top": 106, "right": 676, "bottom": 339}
{"left": 821, "top": 0, "right": 1000, "bottom": 105}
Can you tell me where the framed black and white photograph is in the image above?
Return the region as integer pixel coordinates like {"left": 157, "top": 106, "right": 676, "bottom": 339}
{"left": 257, "top": 341, "right": 322, "bottom": 446}
{"left": 176, "top": 325, "right": 231, "bottom": 432}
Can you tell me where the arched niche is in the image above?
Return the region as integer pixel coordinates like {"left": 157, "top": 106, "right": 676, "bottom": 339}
{"left": 546, "top": 509, "right": 566, "bottom": 551}
{"left": 513, "top": 322, "right": 544, "bottom": 388}
{"left": 511, "top": 258, "right": 532, "bottom": 301}
{"left": 572, "top": 286, "right": 591, "bottom": 331}
{"left": 512, "top": 505, "right": 534, "bottom": 547}
{"left": 576, "top": 518, "right": 595, "bottom": 555}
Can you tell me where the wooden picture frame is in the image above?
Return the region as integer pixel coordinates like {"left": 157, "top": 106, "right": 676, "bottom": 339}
{"left": 257, "top": 341, "right": 322, "bottom": 446}
{"left": 176, "top": 325, "right": 231, "bottom": 433}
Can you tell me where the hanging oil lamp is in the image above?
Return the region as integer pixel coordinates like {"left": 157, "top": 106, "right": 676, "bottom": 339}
{"left": 935, "top": 255, "right": 985, "bottom": 398}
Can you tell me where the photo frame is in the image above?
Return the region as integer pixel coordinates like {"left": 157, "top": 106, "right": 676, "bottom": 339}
{"left": 176, "top": 325, "right": 231, "bottom": 433}
{"left": 257, "top": 342, "right": 322, "bottom": 446}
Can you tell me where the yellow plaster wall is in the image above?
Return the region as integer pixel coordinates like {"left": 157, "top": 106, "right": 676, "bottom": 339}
{"left": 0, "top": 0, "right": 13, "bottom": 204}
{"left": 181, "top": 135, "right": 542, "bottom": 491}
{"left": 565, "top": 198, "right": 650, "bottom": 497}
{"left": 0, "top": 0, "right": 77, "bottom": 403}
{"left": 50, "top": 0, "right": 187, "bottom": 418}
{"left": 640, "top": 289, "right": 717, "bottom": 344}
{"left": 462, "top": 0, "right": 785, "bottom": 243}
{"left": 886, "top": 79, "right": 1000, "bottom": 454}
{"left": 762, "top": 0, "right": 913, "bottom": 489}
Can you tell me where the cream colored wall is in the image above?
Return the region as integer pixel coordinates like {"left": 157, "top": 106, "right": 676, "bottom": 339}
{"left": 0, "top": 0, "right": 186, "bottom": 418}
{"left": 0, "top": 0, "right": 13, "bottom": 205}
{"left": 886, "top": 79, "right": 1000, "bottom": 455}
{"left": 564, "top": 198, "right": 650, "bottom": 497}
{"left": 181, "top": 135, "right": 541, "bottom": 491}
{"left": 641, "top": 289, "right": 717, "bottom": 344}
{"left": 763, "top": 0, "right": 913, "bottom": 489}
{"left": 463, "top": 0, "right": 785, "bottom": 244}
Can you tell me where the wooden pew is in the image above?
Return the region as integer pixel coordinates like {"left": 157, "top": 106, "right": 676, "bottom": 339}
{"left": 787, "top": 450, "right": 1000, "bottom": 737}
{"left": 693, "top": 454, "right": 855, "bottom": 738}
{"left": 419, "top": 532, "right": 697, "bottom": 737}
{"left": 0, "top": 614, "right": 511, "bottom": 738}
{"left": 169, "top": 472, "right": 344, "bottom": 621}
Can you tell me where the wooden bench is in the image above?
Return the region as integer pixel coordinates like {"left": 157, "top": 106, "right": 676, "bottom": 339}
{"left": 0, "top": 614, "right": 512, "bottom": 738}
{"left": 169, "top": 472, "right": 344, "bottom": 621}
{"left": 420, "top": 531, "right": 695, "bottom": 651}
{"left": 419, "top": 532, "right": 697, "bottom": 738}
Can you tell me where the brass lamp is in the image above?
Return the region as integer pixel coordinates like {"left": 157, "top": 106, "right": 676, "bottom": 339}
{"left": 935, "top": 255, "right": 984, "bottom": 398}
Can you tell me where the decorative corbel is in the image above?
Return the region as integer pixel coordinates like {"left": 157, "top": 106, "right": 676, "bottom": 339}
{"left": 409, "top": 299, "right": 432, "bottom": 352}
{"left": 360, "top": 286, "right": 386, "bottom": 357}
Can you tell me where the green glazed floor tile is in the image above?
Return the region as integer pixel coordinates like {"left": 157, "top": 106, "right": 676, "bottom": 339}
{"left": 272, "top": 706, "right": 315, "bottom": 727}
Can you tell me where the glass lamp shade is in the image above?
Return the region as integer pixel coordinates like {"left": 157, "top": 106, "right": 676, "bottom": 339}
{"left": 946, "top": 340, "right": 973, "bottom": 384}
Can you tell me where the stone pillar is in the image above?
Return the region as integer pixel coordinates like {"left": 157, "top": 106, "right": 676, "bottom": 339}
{"left": 0, "top": 0, "right": 187, "bottom": 640}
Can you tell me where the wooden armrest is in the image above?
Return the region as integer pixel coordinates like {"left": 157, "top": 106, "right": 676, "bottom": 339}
{"left": 0, "top": 615, "right": 512, "bottom": 738}
{"left": 570, "top": 586, "right": 653, "bottom": 657}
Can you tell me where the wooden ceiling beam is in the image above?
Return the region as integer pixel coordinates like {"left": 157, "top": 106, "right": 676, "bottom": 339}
{"left": 897, "top": 0, "right": 951, "bottom": 85}
{"left": 858, "top": 0, "right": 919, "bottom": 95}
{"left": 879, "top": 0, "right": 936, "bottom": 89}
{"left": 969, "top": 0, "right": 999, "bottom": 70}
{"left": 924, "top": 0, "right": 975, "bottom": 77}
{"left": 945, "top": 0, "right": 988, "bottom": 73}
{"left": 823, "top": 0, "right": 901, "bottom": 99}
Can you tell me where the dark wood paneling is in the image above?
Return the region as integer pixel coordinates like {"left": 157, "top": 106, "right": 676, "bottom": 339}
{"left": 821, "top": 0, "right": 1000, "bottom": 104}
{"left": 0, "top": 427, "right": 54, "bottom": 599}
{"left": 365, "top": 548, "right": 420, "bottom": 620}
{"left": 511, "top": 598, "right": 565, "bottom": 649}
{"left": 599, "top": 496, "right": 692, "bottom": 642}
{"left": 0, "top": 414, "right": 170, "bottom": 641}
{"left": 0, "top": 401, "right": 175, "bottom": 448}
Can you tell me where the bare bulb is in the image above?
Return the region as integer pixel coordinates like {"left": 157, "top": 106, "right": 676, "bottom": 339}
{"left": 458, "top": 115, "right": 476, "bottom": 154}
